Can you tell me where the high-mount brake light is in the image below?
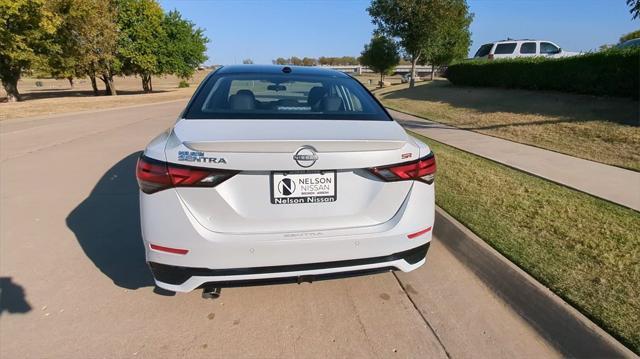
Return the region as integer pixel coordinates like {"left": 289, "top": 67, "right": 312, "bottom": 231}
{"left": 136, "top": 155, "right": 238, "bottom": 194}
{"left": 369, "top": 153, "right": 436, "bottom": 184}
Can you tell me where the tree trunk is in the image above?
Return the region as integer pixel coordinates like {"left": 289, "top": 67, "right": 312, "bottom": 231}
{"left": 141, "top": 74, "right": 148, "bottom": 92}
{"left": 430, "top": 65, "right": 435, "bottom": 81}
{"left": 100, "top": 75, "right": 110, "bottom": 94}
{"left": 88, "top": 63, "right": 99, "bottom": 96}
{"left": 89, "top": 74, "right": 99, "bottom": 96}
{"left": 1, "top": 69, "right": 21, "bottom": 102}
{"left": 149, "top": 76, "right": 152, "bottom": 92}
{"left": 100, "top": 72, "right": 117, "bottom": 96}
{"left": 410, "top": 54, "right": 420, "bottom": 88}
{"left": 379, "top": 72, "right": 384, "bottom": 88}
{"left": 67, "top": 76, "right": 74, "bottom": 88}
{"left": 141, "top": 73, "right": 152, "bottom": 93}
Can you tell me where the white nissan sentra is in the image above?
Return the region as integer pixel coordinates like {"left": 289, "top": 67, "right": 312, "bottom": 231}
{"left": 136, "top": 65, "right": 436, "bottom": 294}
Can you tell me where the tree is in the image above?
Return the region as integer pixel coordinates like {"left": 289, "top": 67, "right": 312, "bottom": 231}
{"left": 340, "top": 56, "right": 359, "bottom": 65}
{"left": 302, "top": 57, "right": 317, "bottom": 66}
{"left": 116, "top": 0, "right": 165, "bottom": 93}
{"left": 273, "top": 57, "right": 288, "bottom": 65}
{"left": 620, "top": 29, "right": 640, "bottom": 43}
{"left": 360, "top": 35, "right": 400, "bottom": 86}
{"left": 80, "top": 0, "right": 119, "bottom": 95}
{"left": 242, "top": 58, "right": 254, "bottom": 64}
{"left": 42, "top": 0, "right": 78, "bottom": 87}
{"left": 368, "top": 0, "right": 472, "bottom": 87}
{"left": 628, "top": 0, "right": 640, "bottom": 19}
{"left": 423, "top": 0, "right": 472, "bottom": 79}
{"left": 290, "top": 56, "right": 303, "bottom": 66}
{"left": 0, "top": 0, "right": 58, "bottom": 101}
{"left": 44, "top": 0, "right": 119, "bottom": 93}
{"left": 157, "top": 10, "right": 208, "bottom": 80}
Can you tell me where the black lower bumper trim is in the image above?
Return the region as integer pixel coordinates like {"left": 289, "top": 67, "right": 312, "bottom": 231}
{"left": 149, "top": 242, "right": 430, "bottom": 285}
{"left": 199, "top": 267, "right": 396, "bottom": 289}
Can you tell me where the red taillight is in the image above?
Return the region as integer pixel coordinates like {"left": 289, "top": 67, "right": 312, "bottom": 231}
{"left": 136, "top": 155, "right": 238, "bottom": 194}
{"left": 369, "top": 153, "right": 436, "bottom": 184}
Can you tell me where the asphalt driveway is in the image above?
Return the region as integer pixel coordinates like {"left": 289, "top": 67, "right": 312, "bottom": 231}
{"left": 0, "top": 101, "right": 616, "bottom": 358}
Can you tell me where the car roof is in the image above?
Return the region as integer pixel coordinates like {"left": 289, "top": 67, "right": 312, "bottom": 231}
{"left": 488, "top": 39, "right": 552, "bottom": 44}
{"left": 618, "top": 38, "right": 640, "bottom": 48}
{"left": 215, "top": 64, "right": 351, "bottom": 78}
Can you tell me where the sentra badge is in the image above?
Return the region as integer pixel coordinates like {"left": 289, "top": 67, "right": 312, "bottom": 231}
{"left": 178, "top": 151, "right": 227, "bottom": 164}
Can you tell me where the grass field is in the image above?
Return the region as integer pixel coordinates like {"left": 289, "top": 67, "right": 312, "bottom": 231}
{"left": 414, "top": 132, "right": 640, "bottom": 353}
{"left": 378, "top": 80, "right": 640, "bottom": 171}
{"left": 353, "top": 73, "right": 404, "bottom": 90}
{"left": 0, "top": 71, "right": 209, "bottom": 120}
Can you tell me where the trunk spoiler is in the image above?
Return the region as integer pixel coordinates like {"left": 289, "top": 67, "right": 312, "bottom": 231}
{"left": 183, "top": 140, "right": 406, "bottom": 153}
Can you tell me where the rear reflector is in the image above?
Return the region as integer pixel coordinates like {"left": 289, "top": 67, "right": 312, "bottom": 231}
{"left": 136, "top": 155, "right": 238, "bottom": 194}
{"left": 370, "top": 153, "right": 436, "bottom": 184}
{"left": 407, "top": 227, "right": 432, "bottom": 239}
{"left": 149, "top": 244, "right": 189, "bottom": 255}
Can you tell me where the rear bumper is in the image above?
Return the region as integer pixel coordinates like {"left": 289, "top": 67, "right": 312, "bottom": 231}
{"left": 141, "top": 180, "right": 435, "bottom": 292}
{"left": 150, "top": 243, "right": 429, "bottom": 292}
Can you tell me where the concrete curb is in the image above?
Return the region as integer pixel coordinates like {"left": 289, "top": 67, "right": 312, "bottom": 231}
{"left": 434, "top": 206, "right": 637, "bottom": 358}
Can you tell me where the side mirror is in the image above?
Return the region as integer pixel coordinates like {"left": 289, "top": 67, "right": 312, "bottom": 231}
{"left": 556, "top": 48, "right": 562, "bottom": 54}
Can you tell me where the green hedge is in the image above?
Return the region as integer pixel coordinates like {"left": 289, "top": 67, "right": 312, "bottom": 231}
{"left": 445, "top": 48, "right": 640, "bottom": 98}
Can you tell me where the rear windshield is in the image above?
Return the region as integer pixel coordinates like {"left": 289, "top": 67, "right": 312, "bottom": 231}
{"left": 474, "top": 44, "right": 493, "bottom": 57}
{"left": 183, "top": 72, "right": 391, "bottom": 121}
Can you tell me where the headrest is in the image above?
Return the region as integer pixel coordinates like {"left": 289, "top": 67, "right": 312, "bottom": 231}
{"left": 320, "top": 96, "right": 343, "bottom": 112}
{"left": 229, "top": 92, "right": 255, "bottom": 110}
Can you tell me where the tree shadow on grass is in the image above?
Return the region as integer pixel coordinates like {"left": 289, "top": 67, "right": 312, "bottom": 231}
{"left": 0, "top": 277, "right": 32, "bottom": 317}
{"left": 382, "top": 80, "right": 640, "bottom": 127}
{"left": 66, "top": 152, "right": 155, "bottom": 290}
{"left": 12, "top": 89, "right": 171, "bottom": 102}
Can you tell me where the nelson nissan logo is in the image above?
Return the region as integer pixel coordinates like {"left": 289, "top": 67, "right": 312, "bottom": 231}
{"left": 293, "top": 146, "right": 318, "bottom": 168}
{"left": 277, "top": 178, "right": 296, "bottom": 196}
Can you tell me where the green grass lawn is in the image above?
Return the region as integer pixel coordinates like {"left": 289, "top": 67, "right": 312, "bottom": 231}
{"left": 379, "top": 80, "right": 640, "bottom": 171}
{"left": 414, "top": 133, "right": 640, "bottom": 353}
{"left": 353, "top": 73, "right": 403, "bottom": 90}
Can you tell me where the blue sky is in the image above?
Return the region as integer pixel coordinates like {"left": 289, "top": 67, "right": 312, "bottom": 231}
{"left": 159, "top": 0, "right": 638, "bottom": 65}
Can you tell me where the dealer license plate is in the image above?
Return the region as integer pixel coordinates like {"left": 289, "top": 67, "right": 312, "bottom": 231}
{"left": 271, "top": 171, "right": 337, "bottom": 204}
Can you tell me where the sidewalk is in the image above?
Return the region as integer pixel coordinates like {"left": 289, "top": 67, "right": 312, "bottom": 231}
{"left": 388, "top": 109, "right": 640, "bottom": 212}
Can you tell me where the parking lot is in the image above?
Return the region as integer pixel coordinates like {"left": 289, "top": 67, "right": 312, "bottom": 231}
{"left": 0, "top": 101, "right": 629, "bottom": 358}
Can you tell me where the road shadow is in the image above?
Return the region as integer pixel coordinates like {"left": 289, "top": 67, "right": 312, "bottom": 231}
{"left": 0, "top": 277, "right": 32, "bottom": 316}
{"left": 381, "top": 80, "right": 640, "bottom": 127}
{"left": 66, "top": 152, "right": 154, "bottom": 290}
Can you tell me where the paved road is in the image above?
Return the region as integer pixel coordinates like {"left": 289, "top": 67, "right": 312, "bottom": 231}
{"left": 389, "top": 109, "right": 640, "bottom": 212}
{"left": 0, "top": 101, "right": 620, "bottom": 358}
